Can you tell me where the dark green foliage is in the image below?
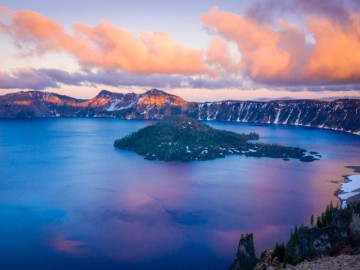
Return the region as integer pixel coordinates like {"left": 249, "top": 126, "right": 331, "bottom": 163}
{"left": 271, "top": 202, "right": 360, "bottom": 266}
{"left": 316, "top": 201, "right": 335, "bottom": 228}
{"left": 114, "top": 115, "right": 318, "bottom": 162}
{"left": 272, "top": 242, "right": 286, "bottom": 262}
{"left": 316, "top": 216, "right": 322, "bottom": 228}
{"left": 115, "top": 115, "right": 257, "bottom": 161}
{"left": 244, "top": 142, "right": 311, "bottom": 160}
{"left": 294, "top": 225, "right": 299, "bottom": 239}
{"left": 288, "top": 225, "right": 300, "bottom": 247}
{"left": 310, "top": 214, "right": 314, "bottom": 227}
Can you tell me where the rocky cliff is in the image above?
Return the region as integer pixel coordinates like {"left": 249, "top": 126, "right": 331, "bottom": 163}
{"left": 192, "top": 99, "right": 360, "bottom": 135}
{"left": 230, "top": 202, "right": 360, "bottom": 270}
{"left": 229, "top": 233, "right": 258, "bottom": 270}
{"left": 0, "top": 89, "right": 359, "bottom": 134}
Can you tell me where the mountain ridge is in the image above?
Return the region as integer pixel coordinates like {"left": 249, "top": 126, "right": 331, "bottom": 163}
{"left": 0, "top": 89, "right": 359, "bottom": 135}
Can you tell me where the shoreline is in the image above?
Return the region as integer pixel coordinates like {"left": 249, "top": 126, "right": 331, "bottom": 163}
{"left": 0, "top": 116, "right": 359, "bottom": 136}
{"left": 334, "top": 166, "right": 360, "bottom": 207}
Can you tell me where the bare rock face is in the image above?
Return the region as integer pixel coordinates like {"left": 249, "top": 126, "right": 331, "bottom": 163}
{"left": 254, "top": 250, "right": 281, "bottom": 270}
{"left": 230, "top": 203, "right": 360, "bottom": 270}
{"left": 229, "top": 233, "right": 258, "bottom": 270}
{"left": 283, "top": 254, "right": 360, "bottom": 270}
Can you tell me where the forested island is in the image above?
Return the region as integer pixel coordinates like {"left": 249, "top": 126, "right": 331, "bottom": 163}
{"left": 114, "top": 115, "right": 319, "bottom": 162}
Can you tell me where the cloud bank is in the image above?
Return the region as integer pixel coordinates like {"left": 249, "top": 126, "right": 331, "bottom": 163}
{"left": 1, "top": 1, "right": 360, "bottom": 93}
{"left": 0, "top": 8, "right": 205, "bottom": 75}
{"left": 201, "top": 4, "right": 360, "bottom": 86}
{"left": 0, "top": 68, "right": 245, "bottom": 90}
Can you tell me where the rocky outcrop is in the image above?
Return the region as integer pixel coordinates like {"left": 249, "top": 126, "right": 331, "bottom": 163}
{"left": 284, "top": 224, "right": 348, "bottom": 264}
{"left": 230, "top": 203, "right": 360, "bottom": 270}
{"left": 254, "top": 250, "right": 281, "bottom": 270}
{"left": 0, "top": 89, "right": 359, "bottom": 134}
{"left": 284, "top": 206, "right": 360, "bottom": 264}
{"left": 283, "top": 254, "right": 360, "bottom": 270}
{"left": 229, "top": 233, "right": 258, "bottom": 270}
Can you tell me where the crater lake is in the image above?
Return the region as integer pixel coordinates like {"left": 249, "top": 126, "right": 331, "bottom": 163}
{"left": 1, "top": 118, "right": 359, "bottom": 270}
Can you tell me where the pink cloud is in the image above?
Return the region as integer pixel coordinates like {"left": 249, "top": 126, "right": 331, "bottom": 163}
{"left": 201, "top": 6, "right": 360, "bottom": 85}
{"left": 206, "top": 38, "right": 231, "bottom": 70}
{"left": 2, "top": 5, "right": 360, "bottom": 89}
{"left": 201, "top": 7, "right": 304, "bottom": 83}
{"left": 305, "top": 14, "right": 360, "bottom": 82}
{"left": 0, "top": 8, "right": 205, "bottom": 75}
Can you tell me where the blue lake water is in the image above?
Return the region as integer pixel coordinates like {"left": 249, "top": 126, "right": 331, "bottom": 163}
{"left": 0, "top": 118, "right": 359, "bottom": 269}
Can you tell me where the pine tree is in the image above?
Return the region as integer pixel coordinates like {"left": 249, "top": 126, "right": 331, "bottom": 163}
{"left": 294, "top": 225, "right": 299, "bottom": 241}
{"left": 316, "top": 216, "right": 322, "bottom": 228}
{"left": 273, "top": 242, "right": 285, "bottom": 262}
{"left": 310, "top": 214, "right": 314, "bottom": 227}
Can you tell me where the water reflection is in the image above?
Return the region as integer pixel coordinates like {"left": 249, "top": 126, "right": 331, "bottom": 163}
{"left": 0, "top": 119, "right": 359, "bottom": 269}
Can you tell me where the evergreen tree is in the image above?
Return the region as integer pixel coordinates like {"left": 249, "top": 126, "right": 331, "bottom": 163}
{"left": 294, "top": 225, "right": 299, "bottom": 241}
{"left": 273, "top": 242, "right": 285, "bottom": 262}
{"left": 316, "top": 216, "right": 322, "bottom": 228}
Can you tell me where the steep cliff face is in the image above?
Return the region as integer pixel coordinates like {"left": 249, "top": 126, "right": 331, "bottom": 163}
{"left": 283, "top": 206, "right": 360, "bottom": 265}
{"left": 230, "top": 203, "right": 360, "bottom": 270}
{"left": 0, "top": 89, "right": 359, "bottom": 134}
{"left": 192, "top": 99, "right": 360, "bottom": 134}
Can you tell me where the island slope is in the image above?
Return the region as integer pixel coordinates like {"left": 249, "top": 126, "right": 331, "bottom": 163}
{"left": 114, "top": 115, "right": 319, "bottom": 162}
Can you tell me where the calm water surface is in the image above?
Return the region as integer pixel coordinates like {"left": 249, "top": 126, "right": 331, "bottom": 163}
{"left": 0, "top": 118, "right": 359, "bottom": 269}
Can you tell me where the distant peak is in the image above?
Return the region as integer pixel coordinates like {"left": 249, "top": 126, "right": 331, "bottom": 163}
{"left": 97, "top": 89, "right": 113, "bottom": 96}
{"left": 145, "top": 89, "right": 169, "bottom": 96}
{"left": 138, "top": 89, "right": 188, "bottom": 106}
{"left": 96, "top": 90, "right": 125, "bottom": 98}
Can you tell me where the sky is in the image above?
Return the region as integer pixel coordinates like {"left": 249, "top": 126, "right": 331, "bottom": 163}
{"left": 1, "top": 0, "right": 360, "bottom": 101}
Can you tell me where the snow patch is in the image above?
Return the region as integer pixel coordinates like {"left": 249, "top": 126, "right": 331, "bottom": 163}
{"left": 106, "top": 99, "right": 122, "bottom": 111}
{"left": 339, "top": 174, "right": 360, "bottom": 207}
